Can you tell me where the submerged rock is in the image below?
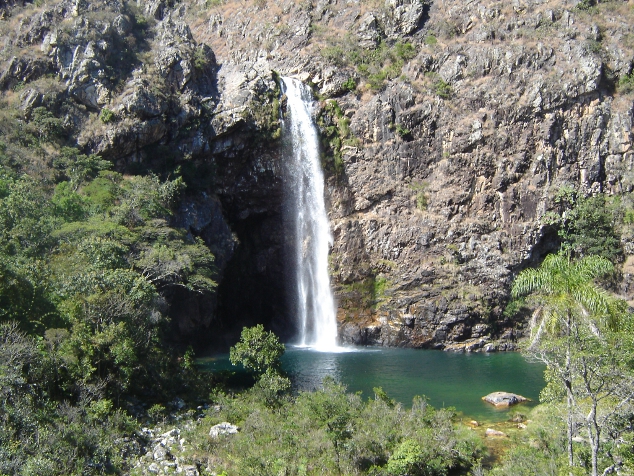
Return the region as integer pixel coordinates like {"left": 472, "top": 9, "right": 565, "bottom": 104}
{"left": 482, "top": 392, "right": 529, "bottom": 407}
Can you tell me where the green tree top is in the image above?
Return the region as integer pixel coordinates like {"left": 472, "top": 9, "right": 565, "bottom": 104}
{"left": 229, "top": 324, "right": 285, "bottom": 376}
{"left": 511, "top": 253, "right": 624, "bottom": 339}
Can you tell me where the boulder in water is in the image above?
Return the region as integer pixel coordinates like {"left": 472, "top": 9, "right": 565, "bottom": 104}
{"left": 482, "top": 391, "right": 529, "bottom": 407}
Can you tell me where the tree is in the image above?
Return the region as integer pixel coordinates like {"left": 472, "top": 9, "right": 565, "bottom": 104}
{"left": 512, "top": 253, "right": 632, "bottom": 476}
{"left": 302, "top": 377, "right": 357, "bottom": 475}
{"left": 549, "top": 189, "right": 623, "bottom": 263}
{"left": 385, "top": 439, "right": 425, "bottom": 476}
{"left": 230, "top": 325, "right": 290, "bottom": 406}
{"left": 230, "top": 324, "right": 285, "bottom": 376}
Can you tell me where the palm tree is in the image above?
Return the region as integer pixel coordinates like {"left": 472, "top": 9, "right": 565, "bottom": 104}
{"left": 511, "top": 253, "right": 628, "bottom": 476}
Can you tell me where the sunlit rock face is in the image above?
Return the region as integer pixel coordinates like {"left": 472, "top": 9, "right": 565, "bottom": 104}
{"left": 4, "top": 0, "right": 634, "bottom": 349}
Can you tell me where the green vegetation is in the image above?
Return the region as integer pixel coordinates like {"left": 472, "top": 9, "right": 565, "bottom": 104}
{"left": 409, "top": 181, "right": 428, "bottom": 210}
{"left": 321, "top": 38, "right": 417, "bottom": 90}
{"left": 512, "top": 254, "right": 632, "bottom": 476}
{"left": 391, "top": 122, "right": 412, "bottom": 140}
{"left": 230, "top": 324, "right": 285, "bottom": 376}
{"left": 193, "top": 46, "right": 210, "bottom": 70}
{"left": 99, "top": 107, "right": 115, "bottom": 124}
{"left": 0, "top": 167, "right": 218, "bottom": 472}
{"left": 243, "top": 73, "right": 282, "bottom": 141}
{"left": 229, "top": 325, "right": 291, "bottom": 405}
{"left": 0, "top": 92, "right": 217, "bottom": 473}
{"left": 318, "top": 99, "right": 358, "bottom": 176}
{"left": 585, "top": 38, "right": 603, "bottom": 55}
{"left": 576, "top": 0, "right": 597, "bottom": 12}
{"left": 182, "top": 368, "right": 483, "bottom": 475}
{"left": 341, "top": 77, "right": 358, "bottom": 92}
{"left": 340, "top": 275, "right": 391, "bottom": 311}
{"left": 501, "top": 183, "right": 634, "bottom": 475}
{"left": 424, "top": 34, "right": 438, "bottom": 46}
{"left": 618, "top": 71, "right": 634, "bottom": 93}
{"left": 545, "top": 187, "right": 623, "bottom": 263}
{"left": 433, "top": 78, "right": 452, "bottom": 99}
{"left": 420, "top": 72, "right": 453, "bottom": 99}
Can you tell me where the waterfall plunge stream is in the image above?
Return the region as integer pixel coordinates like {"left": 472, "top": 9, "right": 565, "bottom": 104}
{"left": 282, "top": 77, "right": 338, "bottom": 351}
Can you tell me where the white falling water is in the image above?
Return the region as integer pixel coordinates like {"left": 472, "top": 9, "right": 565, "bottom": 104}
{"left": 281, "top": 77, "right": 338, "bottom": 351}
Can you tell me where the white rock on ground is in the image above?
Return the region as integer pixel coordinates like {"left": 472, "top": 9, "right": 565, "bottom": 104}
{"left": 209, "top": 422, "right": 239, "bottom": 438}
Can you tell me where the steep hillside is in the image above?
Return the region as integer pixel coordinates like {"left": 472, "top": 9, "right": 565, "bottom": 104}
{"left": 1, "top": 0, "right": 633, "bottom": 350}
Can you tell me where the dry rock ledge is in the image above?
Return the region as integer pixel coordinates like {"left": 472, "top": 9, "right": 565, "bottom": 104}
{"left": 482, "top": 392, "right": 530, "bottom": 407}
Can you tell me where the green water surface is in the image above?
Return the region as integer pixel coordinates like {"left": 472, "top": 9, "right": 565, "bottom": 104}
{"left": 199, "top": 346, "right": 545, "bottom": 422}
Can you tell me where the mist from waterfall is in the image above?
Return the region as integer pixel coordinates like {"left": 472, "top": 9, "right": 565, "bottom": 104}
{"left": 281, "top": 77, "right": 338, "bottom": 351}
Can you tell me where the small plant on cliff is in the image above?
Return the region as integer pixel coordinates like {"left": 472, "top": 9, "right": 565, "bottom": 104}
{"left": 341, "top": 77, "right": 357, "bottom": 92}
{"left": 549, "top": 188, "right": 622, "bottom": 263}
{"left": 409, "top": 181, "right": 428, "bottom": 210}
{"left": 576, "top": 0, "right": 597, "bottom": 12}
{"left": 318, "top": 100, "right": 357, "bottom": 177}
{"left": 320, "top": 36, "right": 417, "bottom": 90}
{"left": 99, "top": 108, "right": 115, "bottom": 124}
{"left": 618, "top": 72, "right": 634, "bottom": 94}
{"left": 433, "top": 78, "right": 452, "bottom": 99}
{"left": 391, "top": 123, "right": 411, "bottom": 140}
{"left": 193, "top": 46, "right": 209, "bottom": 70}
{"left": 424, "top": 34, "right": 438, "bottom": 46}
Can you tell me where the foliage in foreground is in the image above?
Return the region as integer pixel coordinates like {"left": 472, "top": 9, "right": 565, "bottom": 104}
{"left": 0, "top": 163, "right": 217, "bottom": 473}
{"left": 152, "top": 327, "right": 483, "bottom": 476}
{"left": 511, "top": 253, "right": 634, "bottom": 476}
{"left": 180, "top": 379, "right": 484, "bottom": 476}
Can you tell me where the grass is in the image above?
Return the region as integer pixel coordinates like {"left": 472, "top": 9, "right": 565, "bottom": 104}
{"left": 321, "top": 37, "right": 417, "bottom": 90}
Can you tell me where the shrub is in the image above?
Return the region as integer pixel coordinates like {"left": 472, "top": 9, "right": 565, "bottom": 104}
{"left": 619, "top": 72, "right": 634, "bottom": 94}
{"left": 433, "top": 78, "right": 452, "bottom": 99}
{"left": 585, "top": 39, "right": 602, "bottom": 55}
{"left": 409, "top": 181, "right": 428, "bottom": 210}
{"left": 424, "top": 35, "right": 438, "bottom": 46}
{"left": 386, "top": 439, "right": 425, "bottom": 475}
{"left": 560, "top": 194, "right": 623, "bottom": 263}
{"left": 341, "top": 77, "right": 357, "bottom": 92}
{"left": 230, "top": 325, "right": 285, "bottom": 376}
{"left": 99, "top": 108, "right": 115, "bottom": 124}
{"left": 393, "top": 123, "right": 411, "bottom": 139}
{"left": 576, "top": 0, "right": 596, "bottom": 11}
{"left": 193, "top": 46, "right": 208, "bottom": 70}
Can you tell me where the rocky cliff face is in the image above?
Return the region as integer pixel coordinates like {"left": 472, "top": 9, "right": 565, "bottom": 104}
{"left": 2, "top": 0, "right": 633, "bottom": 350}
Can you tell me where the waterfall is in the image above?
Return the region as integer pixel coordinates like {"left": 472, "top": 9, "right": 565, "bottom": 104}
{"left": 281, "top": 77, "right": 338, "bottom": 351}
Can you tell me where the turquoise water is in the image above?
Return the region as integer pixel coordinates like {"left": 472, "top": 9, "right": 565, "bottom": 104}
{"left": 199, "top": 346, "right": 545, "bottom": 422}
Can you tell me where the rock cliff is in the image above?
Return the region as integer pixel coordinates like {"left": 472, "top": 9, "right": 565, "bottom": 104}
{"left": 2, "top": 0, "right": 633, "bottom": 350}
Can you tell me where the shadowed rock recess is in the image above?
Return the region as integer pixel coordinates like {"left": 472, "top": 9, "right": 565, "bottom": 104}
{"left": 2, "top": 0, "right": 633, "bottom": 350}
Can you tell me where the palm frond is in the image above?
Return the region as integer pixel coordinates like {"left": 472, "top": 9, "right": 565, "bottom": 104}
{"left": 573, "top": 255, "right": 614, "bottom": 281}
{"left": 512, "top": 252, "right": 627, "bottom": 340}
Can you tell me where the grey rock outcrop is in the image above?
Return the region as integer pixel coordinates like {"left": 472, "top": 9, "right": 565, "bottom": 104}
{"left": 485, "top": 428, "right": 507, "bottom": 437}
{"left": 133, "top": 426, "right": 201, "bottom": 475}
{"left": 483, "top": 392, "right": 529, "bottom": 407}
{"left": 209, "top": 422, "right": 238, "bottom": 438}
